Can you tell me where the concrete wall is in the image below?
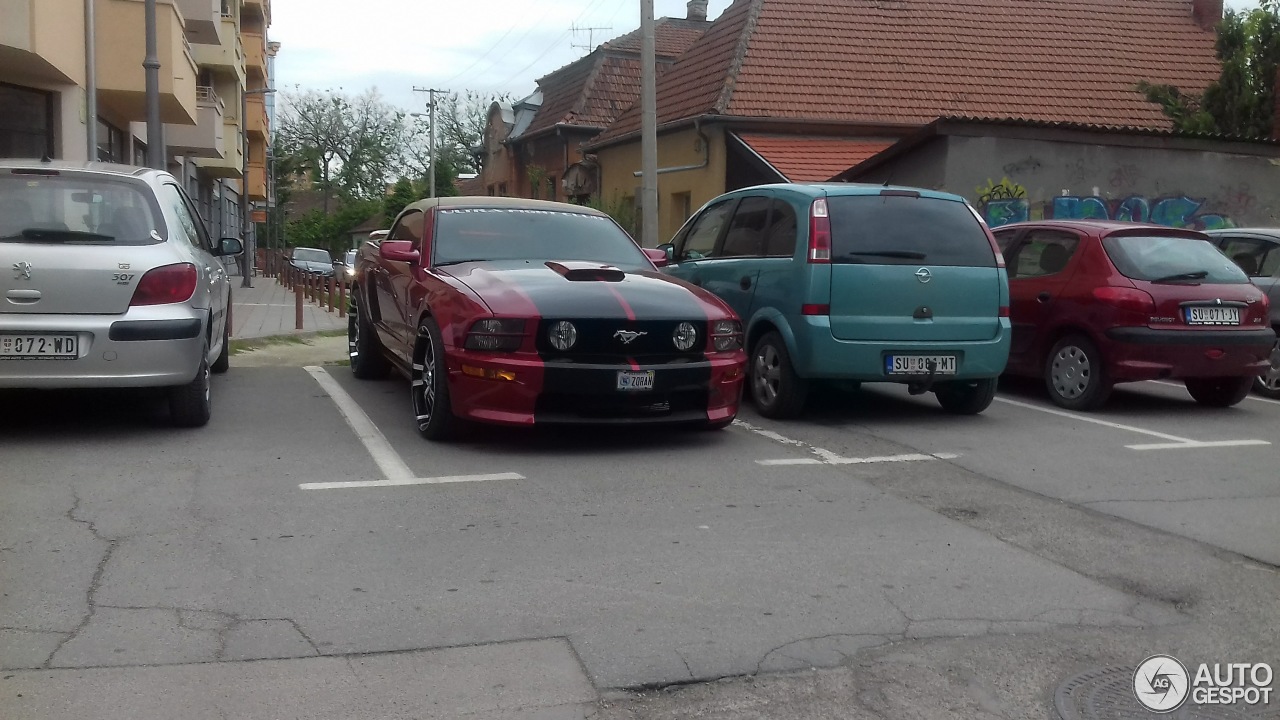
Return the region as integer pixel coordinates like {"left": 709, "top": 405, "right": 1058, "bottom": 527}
{"left": 942, "top": 135, "right": 1280, "bottom": 230}
{"left": 848, "top": 137, "right": 948, "bottom": 191}
{"left": 595, "top": 124, "right": 728, "bottom": 243}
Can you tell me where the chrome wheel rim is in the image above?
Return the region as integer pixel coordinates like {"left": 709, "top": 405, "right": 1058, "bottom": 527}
{"left": 348, "top": 309, "right": 360, "bottom": 364}
{"left": 1051, "top": 345, "right": 1091, "bottom": 399}
{"left": 412, "top": 326, "right": 437, "bottom": 426}
{"left": 1260, "top": 340, "right": 1280, "bottom": 392}
{"left": 201, "top": 362, "right": 210, "bottom": 405}
{"left": 753, "top": 344, "right": 781, "bottom": 405}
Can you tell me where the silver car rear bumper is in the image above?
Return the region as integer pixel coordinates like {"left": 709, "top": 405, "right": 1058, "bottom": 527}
{"left": 0, "top": 305, "right": 208, "bottom": 389}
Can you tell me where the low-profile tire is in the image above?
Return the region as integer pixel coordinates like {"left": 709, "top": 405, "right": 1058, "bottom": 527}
{"left": 411, "top": 316, "right": 458, "bottom": 441}
{"left": 349, "top": 287, "right": 390, "bottom": 380}
{"left": 1044, "top": 334, "right": 1112, "bottom": 411}
{"left": 1185, "top": 376, "right": 1253, "bottom": 407}
{"left": 169, "top": 347, "right": 211, "bottom": 428}
{"left": 1254, "top": 338, "right": 1280, "bottom": 399}
{"left": 750, "top": 331, "right": 808, "bottom": 419}
{"left": 210, "top": 319, "right": 230, "bottom": 374}
{"left": 935, "top": 377, "right": 998, "bottom": 415}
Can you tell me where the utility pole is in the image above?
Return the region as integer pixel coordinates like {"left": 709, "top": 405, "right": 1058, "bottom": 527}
{"left": 85, "top": 0, "right": 97, "bottom": 159}
{"left": 413, "top": 87, "right": 447, "bottom": 199}
{"left": 143, "top": 0, "right": 165, "bottom": 169}
{"left": 640, "top": 0, "right": 659, "bottom": 247}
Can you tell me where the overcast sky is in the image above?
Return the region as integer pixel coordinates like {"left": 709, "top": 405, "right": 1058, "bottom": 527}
{"left": 271, "top": 0, "right": 1260, "bottom": 111}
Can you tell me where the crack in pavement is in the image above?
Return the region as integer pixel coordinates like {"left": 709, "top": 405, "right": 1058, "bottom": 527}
{"left": 44, "top": 490, "right": 117, "bottom": 669}
{"left": 674, "top": 649, "right": 694, "bottom": 680}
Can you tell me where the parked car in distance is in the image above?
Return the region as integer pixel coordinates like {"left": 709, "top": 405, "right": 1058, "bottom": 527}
{"left": 349, "top": 197, "right": 747, "bottom": 440}
{"left": 289, "top": 247, "right": 334, "bottom": 277}
{"left": 1205, "top": 228, "right": 1280, "bottom": 398}
{"left": 993, "top": 221, "right": 1274, "bottom": 410}
{"left": 336, "top": 249, "right": 358, "bottom": 287}
{"left": 657, "top": 183, "right": 1010, "bottom": 417}
{"left": 0, "top": 160, "right": 243, "bottom": 426}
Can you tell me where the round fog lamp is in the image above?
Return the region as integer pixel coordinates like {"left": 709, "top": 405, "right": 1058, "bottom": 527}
{"left": 549, "top": 321, "right": 578, "bottom": 351}
{"left": 673, "top": 322, "right": 699, "bottom": 351}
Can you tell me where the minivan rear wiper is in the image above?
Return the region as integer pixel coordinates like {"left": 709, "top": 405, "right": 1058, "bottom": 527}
{"left": 1151, "top": 270, "right": 1209, "bottom": 284}
{"left": 842, "top": 250, "right": 928, "bottom": 260}
{"left": 1, "top": 228, "right": 116, "bottom": 243}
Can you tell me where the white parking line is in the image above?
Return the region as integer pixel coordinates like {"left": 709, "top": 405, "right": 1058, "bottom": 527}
{"left": 302, "top": 366, "right": 524, "bottom": 489}
{"left": 735, "top": 420, "right": 961, "bottom": 467}
{"left": 992, "top": 396, "right": 1270, "bottom": 451}
{"left": 1147, "top": 380, "right": 1280, "bottom": 407}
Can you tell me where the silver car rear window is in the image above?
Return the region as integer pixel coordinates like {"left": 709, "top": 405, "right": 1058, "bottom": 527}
{"left": 0, "top": 172, "right": 164, "bottom": 245}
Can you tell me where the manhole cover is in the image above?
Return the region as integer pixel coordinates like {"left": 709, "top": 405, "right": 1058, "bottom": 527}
{"left": 1055, "top": 667, "right": 1280, "bottom": 719}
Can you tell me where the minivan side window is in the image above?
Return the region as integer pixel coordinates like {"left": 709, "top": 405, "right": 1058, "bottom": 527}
{"left": 678, "top": 199, "right": 735, "bottom": 261}
{"left": 827, "top": 195, "right": 996, "bottom": 267}
{"left": 763, "top": 200, "right": 798, "bottom": 257}
{"left": 720, "top": 196, "right": 771, "bottom": 257}
{"left": 1009, "top": 230, "right": 1080, "bottom": 279}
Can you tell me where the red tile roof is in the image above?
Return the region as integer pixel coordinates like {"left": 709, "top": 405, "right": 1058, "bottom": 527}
{"left": 594, "top": 0, "right": 1222, "bottom": 145}
{"left": 735, "top": 134, "right": 896, "bottom": 181}
{"left": 521, "top": 18, "right": 712, "bottom": 138}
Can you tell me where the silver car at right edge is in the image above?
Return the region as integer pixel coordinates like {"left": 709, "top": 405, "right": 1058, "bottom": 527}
{"left": 1206, "top": 228, "right": 1280, "bottom": 398}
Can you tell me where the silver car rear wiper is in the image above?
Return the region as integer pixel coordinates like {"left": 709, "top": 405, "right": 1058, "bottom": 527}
{"left": 1, "top": 228, "right": 117, "bottom": 243}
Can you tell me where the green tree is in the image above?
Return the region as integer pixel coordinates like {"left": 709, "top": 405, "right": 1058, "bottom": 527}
{"left": 1139, "top": 1, "right": 1280, "bottom": 138}
{"left": 383, "top": 177, "right": 417, "bottom": 223}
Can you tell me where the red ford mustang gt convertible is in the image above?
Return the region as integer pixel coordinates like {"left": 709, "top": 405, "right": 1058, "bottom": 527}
{"left": 348, "top": 197, "right": 748, "bottom": 440}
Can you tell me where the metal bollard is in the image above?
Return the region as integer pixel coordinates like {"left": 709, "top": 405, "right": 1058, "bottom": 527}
{"left": 295, "top": 279, "right": 304, "bottom": 330}
{"left": 338, "top": 279, "right": 347, "bottom": 318}
{"left": 327, "top": 277, "right": 335, "bottom": 313}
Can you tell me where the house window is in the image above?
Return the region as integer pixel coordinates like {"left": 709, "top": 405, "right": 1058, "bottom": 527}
{"left": 96, "top": 120, "right": 126, "bottom": 163}
{"left": 673, "top": 191, "right": 692, "bottom": 225}
{"left": 0, "top": 83, "right": 55, "bottom": 159}
{"left": 133, "top": 141, "right": 148, "bottom": 167}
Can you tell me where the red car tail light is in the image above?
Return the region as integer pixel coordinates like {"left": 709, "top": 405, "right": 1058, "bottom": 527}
{"left": 808, "top": 198, "right": 831, "bottom": 263}
{"left": 1092, "top": 286, "right": 1155, "bottom": 324}
{"left": 130, "top": 263, "right": 198, "bottom": 306}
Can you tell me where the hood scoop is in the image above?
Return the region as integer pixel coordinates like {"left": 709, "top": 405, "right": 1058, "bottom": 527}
{"left": 545, "top": 261, "right": 625, "bottom": 283}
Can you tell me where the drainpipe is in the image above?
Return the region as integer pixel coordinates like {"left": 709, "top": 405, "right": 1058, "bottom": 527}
{"left": 84, "top": 0, "right": 97, "bottom": 159}
{"left": 631, "top": 118, "right": 711, "bottom": 177}
{"left": 143, "top": 0, "right": 165, "bottom": 169}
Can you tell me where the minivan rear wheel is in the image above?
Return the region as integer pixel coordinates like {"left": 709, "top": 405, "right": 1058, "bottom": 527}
{"left": 1045, "top": 334, "right": 1112, "bottom": 411}
{"left": 1254, "top": 338, "right": 1280, "bottom": 399}
{"left": 750, "top": 332, "right": 808, "bottom": 419}
{"left": 935, "top": 378, "right": 997, "bottom": 415}
{"left": 1186, "top": 376, "right": 1253, "bottom": 407}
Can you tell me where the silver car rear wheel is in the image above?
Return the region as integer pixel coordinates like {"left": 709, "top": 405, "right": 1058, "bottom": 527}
{"left": 1253, "top": 339, "right": 1280, "bottom": 399}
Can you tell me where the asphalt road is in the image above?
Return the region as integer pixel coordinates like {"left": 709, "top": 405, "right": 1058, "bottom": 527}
{"left": 2, "top": 363, "right": 1277, "bottom": 719}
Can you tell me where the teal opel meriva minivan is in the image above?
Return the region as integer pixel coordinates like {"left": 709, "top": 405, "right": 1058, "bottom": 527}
{"left": 658, "top": 184, "right": 1011, "bottom": 417}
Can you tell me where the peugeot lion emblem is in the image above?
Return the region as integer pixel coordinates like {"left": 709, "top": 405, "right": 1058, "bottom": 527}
{"left": 915, "top": 268, "right": 933, "bottom": 284}
{"left": 13, "top": 262, "right": 32, "bottom": 280}
{"left": 614, "top": 330, "right": 647, "bottom": 345}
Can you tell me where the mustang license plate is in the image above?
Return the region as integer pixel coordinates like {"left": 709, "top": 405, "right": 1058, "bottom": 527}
{"left": 0, "top": 334, "right": 78, "bottom": 359}
{"left": 1185, "top": 306, "right": 1240, "bottom": 325}
{"left": 886, "top": 355, "right": 958, "bottom": 376}
{"left": 617, "top": 370, "right": 655, "bottom": 391}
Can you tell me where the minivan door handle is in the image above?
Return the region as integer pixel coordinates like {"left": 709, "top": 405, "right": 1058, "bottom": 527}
{"left": 739, "top": 276, "right": 752, "bottom": 291}
{"left": 1037, "top": 292, "right": 1052, "bottom": 303}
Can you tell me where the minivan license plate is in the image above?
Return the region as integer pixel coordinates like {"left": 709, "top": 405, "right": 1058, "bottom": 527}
{"left": 887, "top": 355, "right": 957, "bottom": 375}
{"left": 1186, "top": 306, "right": 1240, "bottom": 325}
{"left": 0, "top": 334, "right": 78, "bottom": 359}
{"left": 617, "top": 370, "right": 655, "bottom": 391}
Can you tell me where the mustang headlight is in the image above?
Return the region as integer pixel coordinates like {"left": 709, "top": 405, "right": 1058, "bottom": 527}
{"left": 673, "top": 322, "right": 699, "bottom": 351}
{"left": 465, "top": 318, "right": 526, "bottom": 352}
{"left": 548, "top": 321, "right": 578, "bottom": 351}
{"left": 711, "top": 319, "right": 744, "bottom": 352}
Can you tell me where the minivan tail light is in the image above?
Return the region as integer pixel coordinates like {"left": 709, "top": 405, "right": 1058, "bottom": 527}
{"left": 130, "top": 263, "right": 198, "bottom": 306}
{"left": 808, "top": 198, "right": 831, "bottom": 263}
{"left": 802, "top": 304, "right": 830, "bottom": 316}
{"left": 1092, "top": 286, "right": 1155, "bottom": 324}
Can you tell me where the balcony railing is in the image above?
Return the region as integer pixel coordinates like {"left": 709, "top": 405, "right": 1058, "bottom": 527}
{"left": 195, "top": 85, "right": 226, "bottom": 112}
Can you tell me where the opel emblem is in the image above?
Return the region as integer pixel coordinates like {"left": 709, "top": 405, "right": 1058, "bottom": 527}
{"left": 614, "top": 330, "right": 647, "bottom": 345}
{"left": 12, "top": 262, "right": 32, "bottom": 280}
{"left": 915, "top": 268, "right": 932, "bottom": 284}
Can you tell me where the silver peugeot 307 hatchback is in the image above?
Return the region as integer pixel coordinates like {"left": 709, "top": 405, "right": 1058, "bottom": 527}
{"left": 0, "top": 160, "right": 242, "bottom": 427}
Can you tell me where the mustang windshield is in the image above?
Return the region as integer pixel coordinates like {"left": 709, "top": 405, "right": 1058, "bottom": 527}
{"left": 434, "top": 208, "right": 649, "bottom": 268}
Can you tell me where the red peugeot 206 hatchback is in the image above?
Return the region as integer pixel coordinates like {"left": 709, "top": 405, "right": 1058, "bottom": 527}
{"left": 992, "top": 221, "right": 1275, "bottom": 410}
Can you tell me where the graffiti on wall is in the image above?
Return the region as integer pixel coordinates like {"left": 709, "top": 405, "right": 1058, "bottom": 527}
{"left": 976, "top": 190, "right": 1236, "bottom": 231}
{"left": 974, "top": 178, "right": 1029, "bottom": 227}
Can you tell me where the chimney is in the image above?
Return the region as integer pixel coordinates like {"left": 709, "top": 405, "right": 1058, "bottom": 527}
{"left": 1192, "top": 0, "right": 1223, "bottom": 30}
{"left": 687, "top": 0, "right": 709, "bottom": 21}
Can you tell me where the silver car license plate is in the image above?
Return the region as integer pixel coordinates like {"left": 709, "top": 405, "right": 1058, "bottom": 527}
{"left": 1186, "top": 306, "right": 1240, "bottom": 325}
{"left": 617, "top": 370, "right": 655, "bottom": 391}
{"left": 0, "top": 334, "right": 79, "bottom": 359}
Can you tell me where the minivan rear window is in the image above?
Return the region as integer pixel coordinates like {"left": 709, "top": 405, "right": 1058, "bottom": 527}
{"left": 827, "top": 195, "right": 996, "bottom": 267}
{"left": 1102, "top": 234, "right": 1249, "bottom": 284}
{"left": 0, "top": 173, "right": 163, "bottom": 245}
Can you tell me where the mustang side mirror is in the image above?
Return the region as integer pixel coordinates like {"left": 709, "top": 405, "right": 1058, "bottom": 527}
{"left": 218, "top": 237, "right": 244, "bottom": 256}
{"left": 379, "top": 240, "right": 420, "bottom": 264}
{"left": 643, "top": 248, "right": 670, "bottom": 268}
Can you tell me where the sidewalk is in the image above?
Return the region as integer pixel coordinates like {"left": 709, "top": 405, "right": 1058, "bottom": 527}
{"left": 230, "top": 277, "right": 346, "bottom": 340}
